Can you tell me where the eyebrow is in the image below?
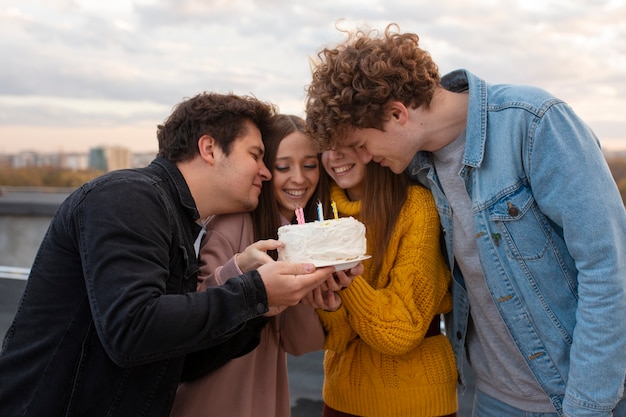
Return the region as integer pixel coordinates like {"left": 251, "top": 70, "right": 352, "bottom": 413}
{"left": 275, "top": 154, "right": 318, "bottom": 160}
{"left": 251, "top": 146, "right": 265, "bottom": 156}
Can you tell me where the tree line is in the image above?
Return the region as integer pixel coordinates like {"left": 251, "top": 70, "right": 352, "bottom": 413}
{"left": 606, "top": 155, "right": 626, "bottom": 204}
{"left": 0, "top": 166, "right": 105, "bottom": 188}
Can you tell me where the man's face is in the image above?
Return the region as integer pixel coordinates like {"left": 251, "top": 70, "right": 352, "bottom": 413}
{"left": 214, "top": 121, "right": 271, "bottom": 213}
{"left": 342, "top": 126, "right": 411, "bottom": 174}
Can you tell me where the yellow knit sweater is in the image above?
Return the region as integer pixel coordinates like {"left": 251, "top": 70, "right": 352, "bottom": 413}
{"left": 318, "top": 183, "right": 457, "bottom": 417}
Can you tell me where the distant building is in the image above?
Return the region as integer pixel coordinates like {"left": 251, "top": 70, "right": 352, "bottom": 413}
{"left": 131, "top": 151, "right": 157, "bottom": 169}
{"left": 1, "top": 147, "right": 155, "bottom": 171}
{"left": 88, "top": 146, "right": 131, "bottom": 172}
{"left": 88, "top": 148, "right": 107, "bottom": 171}
{"left": 6, "top": 151, "right": 88, "bottom": 171}
{"left": 10, "top": 151, "right": 52, "bottom": 168}
{"left": 60, "top": 153, "right": 89, "bottom": 171}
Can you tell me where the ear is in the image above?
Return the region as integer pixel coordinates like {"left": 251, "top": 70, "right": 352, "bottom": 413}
{"left": 197, "top": 135, "right": 217, "bottom": 165}
{"left": 387, "top": 101, "right": 409, "bottom": 125}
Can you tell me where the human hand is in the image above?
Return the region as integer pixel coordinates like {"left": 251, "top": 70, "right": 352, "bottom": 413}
{"left": 236, "top": 239, "right": 281, "bottom": 272}
{"left": 320, "top": 263, "right": 363, "bottom": 291}
{"left": 264, "top": 306, "right": 287, "bottom": 317}
{"left": 346, "top": 262, "right": 364, "bottom": 277}
{"left": 301, "top": 286, "right": 342, "bottom": 312}
{"left": 257, "top": 261, "right": 334, "bottom": 308}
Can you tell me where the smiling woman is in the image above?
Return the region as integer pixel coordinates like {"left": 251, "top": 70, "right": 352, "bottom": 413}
{"left": 272, "top": 127, "right": 321, "bottom": 220}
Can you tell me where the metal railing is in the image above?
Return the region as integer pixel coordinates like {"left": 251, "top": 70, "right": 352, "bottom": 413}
{"left": 0, "top": 266, "right": 30, "bottom": 280}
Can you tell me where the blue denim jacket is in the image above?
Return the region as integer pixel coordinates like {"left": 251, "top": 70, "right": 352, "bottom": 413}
{"left": 0, "top": 157, "right": 269, "bottom": 417}
{"left": 408, "top": 70, "right": 626, "bottom": 417}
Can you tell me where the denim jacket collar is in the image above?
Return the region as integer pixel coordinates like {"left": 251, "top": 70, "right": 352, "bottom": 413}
{"left": 407, "top": 68, "right": 488, "bottom": 177}
{"left": 441, "top": 69, "right": 487, "bottom": 168}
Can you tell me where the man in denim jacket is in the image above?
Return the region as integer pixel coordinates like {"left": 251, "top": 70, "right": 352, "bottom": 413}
{"left": 305, "top": 24, "right": 626, "bottom": 417}
{"left": 0, "top": 93, "right": 335, "bottom": 417}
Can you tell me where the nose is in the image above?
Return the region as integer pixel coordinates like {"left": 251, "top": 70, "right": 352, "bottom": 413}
{"left": 355, "top": 147, "right": 373, "bottom": 164}
{"left": 290, "top": 166, "right": 305, "bottom": 184}
{"left": 324, "top": 148, "right": 343, "bottom": 161}
{"left": 259, "top": 161, "right": 272, "bottom": 181}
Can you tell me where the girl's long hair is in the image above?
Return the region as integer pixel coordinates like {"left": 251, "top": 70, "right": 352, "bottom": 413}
{"left": 252, "top": 115, "right": 330, "bottom": 260}
{"left": 360, "top": 162, "right": 409, "bottom": 279}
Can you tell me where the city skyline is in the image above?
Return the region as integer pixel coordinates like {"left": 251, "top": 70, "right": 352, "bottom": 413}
{"left": 1, "top": 0, "right": 625, "bottom": 153}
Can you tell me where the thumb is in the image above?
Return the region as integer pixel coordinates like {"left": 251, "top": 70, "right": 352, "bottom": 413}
{"left": 295, "top": 265, "right": 335, "bottom": 287}
{"left": 294, "top": 263, "right": 317, "bottom": 275}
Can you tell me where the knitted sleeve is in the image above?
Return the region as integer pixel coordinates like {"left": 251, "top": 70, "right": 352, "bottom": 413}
{"left": 317, "top": 305, "right": 357, "bottom": 352}
{"left": 340, "top": 186, "right": 451, "bottom": 355}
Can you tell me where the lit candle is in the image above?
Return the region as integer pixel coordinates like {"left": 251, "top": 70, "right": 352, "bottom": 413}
{"left": 317, "top": 200, "right": 324, "bottom": 221}
{"left": 331, "top": 201, "right": 338, "bottom": 220}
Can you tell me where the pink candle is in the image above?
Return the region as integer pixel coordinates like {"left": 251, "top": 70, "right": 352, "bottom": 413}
{"left": 295, "top": 207, "right": 305, "bottom": 224}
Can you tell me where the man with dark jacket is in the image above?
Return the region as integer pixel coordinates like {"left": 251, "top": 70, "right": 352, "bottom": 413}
{"left": 0, "top": 92, "right": 334, "bottom": 417}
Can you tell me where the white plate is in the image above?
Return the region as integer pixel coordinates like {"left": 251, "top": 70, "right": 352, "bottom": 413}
{"left": 312, "top": 255, "right": 371, "bottom": 271}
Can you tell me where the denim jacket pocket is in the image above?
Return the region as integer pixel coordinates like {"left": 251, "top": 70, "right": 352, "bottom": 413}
{"left": 488, "top": 184, "right": 550, "bottom": 261}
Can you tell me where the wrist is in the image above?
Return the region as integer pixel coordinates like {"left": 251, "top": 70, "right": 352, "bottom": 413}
{"left": 234, "top": 253, "right": 247, "bottom": 272}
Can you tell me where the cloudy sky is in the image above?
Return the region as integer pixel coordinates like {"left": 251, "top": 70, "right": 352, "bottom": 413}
{"left": 1, "top": 0, "right": 624, "bottom": 154}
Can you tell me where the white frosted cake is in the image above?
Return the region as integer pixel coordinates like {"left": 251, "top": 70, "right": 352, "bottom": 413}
{"left": 277, "top": 216, "right": 367, "bottom": 264}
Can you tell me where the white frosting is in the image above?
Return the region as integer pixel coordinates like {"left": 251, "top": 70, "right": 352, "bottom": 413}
{"left": 277, "top": 217, "right": 366, "bottom": 263}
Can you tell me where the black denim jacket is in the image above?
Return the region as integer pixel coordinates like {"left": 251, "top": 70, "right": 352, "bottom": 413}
{"left": 0, "top": 157, "right": 269, "bottom": 417}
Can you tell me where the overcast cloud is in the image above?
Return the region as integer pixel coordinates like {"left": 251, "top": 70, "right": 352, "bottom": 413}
{"left": 0, "top": 0, "right": 624, "bottom": 153}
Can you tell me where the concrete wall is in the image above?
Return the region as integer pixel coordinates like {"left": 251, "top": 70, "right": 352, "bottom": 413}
{"left": 0, "top": 187, "right": 66, "bottom": 269}
{"left": 0, "top": 215, "right": 52, "bottom": 268}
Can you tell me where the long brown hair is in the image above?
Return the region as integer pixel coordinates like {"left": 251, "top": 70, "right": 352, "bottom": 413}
{"left": 252, "top": 115, "right": 330, "bottom": 260}
{"left": 360, "top": 161, "right": 409, "bottom": 279}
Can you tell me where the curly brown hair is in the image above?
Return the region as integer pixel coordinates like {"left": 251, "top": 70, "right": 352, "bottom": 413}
{"left": 305, "top": 23, "right": 440, "bottom": 150}
{"left": 157, "top": 92, "right": 277, "bottom": 162}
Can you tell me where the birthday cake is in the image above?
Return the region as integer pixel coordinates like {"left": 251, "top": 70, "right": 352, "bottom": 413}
{"left": 277, "top": 217, "right": 367, "bottom": 264}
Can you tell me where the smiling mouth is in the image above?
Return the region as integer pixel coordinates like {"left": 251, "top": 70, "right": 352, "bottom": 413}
{"left": 284, "top": 189, "right": 307, "bottom": 197}
{"left": 332, "top": 164, "right": 354, "bottom": 174}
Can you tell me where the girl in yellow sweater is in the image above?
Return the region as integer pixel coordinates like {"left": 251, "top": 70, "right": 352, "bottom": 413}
{"left": 312, "top": 146, "right": 458, "bottom": 417}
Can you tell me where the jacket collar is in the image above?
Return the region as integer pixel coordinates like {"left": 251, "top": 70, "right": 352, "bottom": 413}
{"left": 149, "top": 157, "right": 200, "bottom": 222}
{"left": 407, "top": 69, "right": 488, "bottom": 176}
{"left": 441, "top": 69, "right": 487, "bottom": 168}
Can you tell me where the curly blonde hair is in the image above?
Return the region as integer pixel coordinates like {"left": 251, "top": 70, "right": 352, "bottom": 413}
{"left": 305, "top": 23, "right": 440, "bottom": 149}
